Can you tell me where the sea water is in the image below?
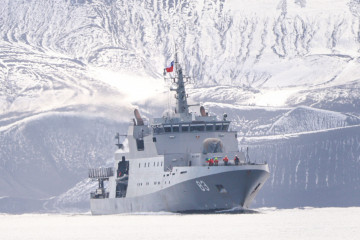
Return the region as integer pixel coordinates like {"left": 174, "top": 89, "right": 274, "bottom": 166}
{"left": 0, "top": 207, "right": 359, "bottom": 240}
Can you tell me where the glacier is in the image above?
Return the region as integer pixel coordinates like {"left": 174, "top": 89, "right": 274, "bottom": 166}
{"left": 0, "top": 0, "right": 360, "bottom": 213}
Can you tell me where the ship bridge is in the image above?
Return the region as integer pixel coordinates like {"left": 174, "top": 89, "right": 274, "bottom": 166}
{"left": 151, "top": 120, "right": 231, "bottom": 135}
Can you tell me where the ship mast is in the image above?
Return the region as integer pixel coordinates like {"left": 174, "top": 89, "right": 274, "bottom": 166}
{"left": 173, "top": 52, "right": 189, "bottom": 116}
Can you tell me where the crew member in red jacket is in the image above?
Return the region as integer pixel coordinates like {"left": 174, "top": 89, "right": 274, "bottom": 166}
{"left": 214, "top": 157, "right": 219, "bottom": 166}
{"left": 209, "top": 158, "right": 214, "bottom": 166}
{"left": 223, "top": 156, "right": 229, "bottom": 166}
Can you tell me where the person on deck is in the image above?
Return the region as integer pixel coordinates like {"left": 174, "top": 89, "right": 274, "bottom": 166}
{"left": 223, "top": 156, "right": 229, "bottom": 166}
{"left": 234, "top": 155, "right": 240, "bottom": 165}
{"left": 209, "top": 158, "right": 214, "bottom": 166}
{"left": 214, "top": 157, "right": 219, "bottom": 166}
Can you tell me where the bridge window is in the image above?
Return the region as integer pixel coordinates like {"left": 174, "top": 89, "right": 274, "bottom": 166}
{"left": 206, "top": 124, "right": 213, "bottom": 131}
{"left": 164, "top": 125, "right": 171, "bottom": 132}
{"left": 153, "top": 126, "right": 164, "bottom": 134}
{"left": 222, "top": 123, "right": 229, "bottom": 131}
{"left": 215, "top": 123, "right": 222, "bottom": 131}
{"left": 173, "top": 125, "right": 179, "bottom": 132}
{"left": 190, "top": 124, "right": 205, "bottom": 132}
{"left": 181, "top": 124, "right": 189, "bottom": 132}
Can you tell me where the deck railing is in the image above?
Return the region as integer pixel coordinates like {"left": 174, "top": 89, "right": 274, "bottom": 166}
{"left": 88, "top": 167, "right": 114, "bottom": 179}
{"left": 90, "top": 192, "right": 109, "bottom": 199}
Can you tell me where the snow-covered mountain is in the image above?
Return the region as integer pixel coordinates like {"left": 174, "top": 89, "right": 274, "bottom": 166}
{"left": 1, "top": 0, "right": 360, "bottom": 212}
{"left": 267, "top": 106, "right": 360, "bottom": 134}
{"left": 246, "top": 125, "right": 360, "bottom": 208}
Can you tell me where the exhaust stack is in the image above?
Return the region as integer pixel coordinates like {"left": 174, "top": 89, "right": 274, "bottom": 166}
{"left": 134, "top": 109, "right": 144, "bottom": 126}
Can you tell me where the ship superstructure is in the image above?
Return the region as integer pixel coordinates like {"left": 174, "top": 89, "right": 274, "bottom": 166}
{"left": 89, "top": 54, "right": 269, "bottom": 214}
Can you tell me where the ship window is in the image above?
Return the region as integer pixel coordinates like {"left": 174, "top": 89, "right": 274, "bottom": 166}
{"left": 136, "top": 139, "right": 144, "bottom": 151}
{"left": 153, "top": 137, "right": 157, "bottom": 142}
{"left": 148, "top": 162, "right": 150, "bottom": 167}
{"left": 222, "top": 123, "right": 229, "bottom": 131}
{"left": 164, "top": 125, "right": 171, "bottom": 132}
{"left": 172, "top": 125, "right": 179, "bottom": 132}
{"left": 139, "top": 163, "right": 140, "bottom": 168}
{"left": 206, "top": 124, "right": 213, "bottom": 131}
{"left": 181, "top": 124, "right": 189, "bottom": 132}
{"left": 161, "top": 162, "right": 163, "bottom": 167}
{"left": 144, "top": 163, "right": 146, "bottom": 167}
{"left": 215, "top": 124, "right": 222, "bottom": 131}
{"left": 190, "top": 124, "right": 205, "bottom": 132}
{"left": 157, "top": 162, "right": 159, "bottom": 167}
{"left": 153, "top": 126, "right": 163, "bottom": 134}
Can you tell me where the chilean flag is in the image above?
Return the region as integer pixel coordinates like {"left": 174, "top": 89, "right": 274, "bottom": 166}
{"left": 165, "top": 61, "right": 174, "bottom": 72}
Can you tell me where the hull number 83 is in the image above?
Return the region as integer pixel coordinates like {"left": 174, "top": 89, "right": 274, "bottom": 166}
{"left": 196, "top": 180, "right": 210, "bottom": 191}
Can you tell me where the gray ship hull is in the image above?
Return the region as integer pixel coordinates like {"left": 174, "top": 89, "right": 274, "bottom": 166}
{"left": 90, "top": 166, "right": 269, "bottom": 214}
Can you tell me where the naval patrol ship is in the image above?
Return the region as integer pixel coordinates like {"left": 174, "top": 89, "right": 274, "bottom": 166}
{"left": 89, "top": 54, "right": 270, "bottom": 214}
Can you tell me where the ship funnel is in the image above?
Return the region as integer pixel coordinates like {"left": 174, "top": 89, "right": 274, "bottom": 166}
{"left": 200, "top": 106, "right": 206, "bottom": 117}
{"left": 134, "top": 109, "right": 144, "bottom": 126}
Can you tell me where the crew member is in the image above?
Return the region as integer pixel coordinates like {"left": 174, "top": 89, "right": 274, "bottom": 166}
{"left": 206, "top": 158, "right": 210, "bottom": 166}
{"left": 214, "top": 157, "right": 219, "bottom": 166}
{"left": 209, "top": 158, "right": 214, "bottom": 166}
{"left": 223, "top": 156, "right": 229, "bottom": 166}
{"left": 234, "top": 155, "right": 240, "bottom": 165}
